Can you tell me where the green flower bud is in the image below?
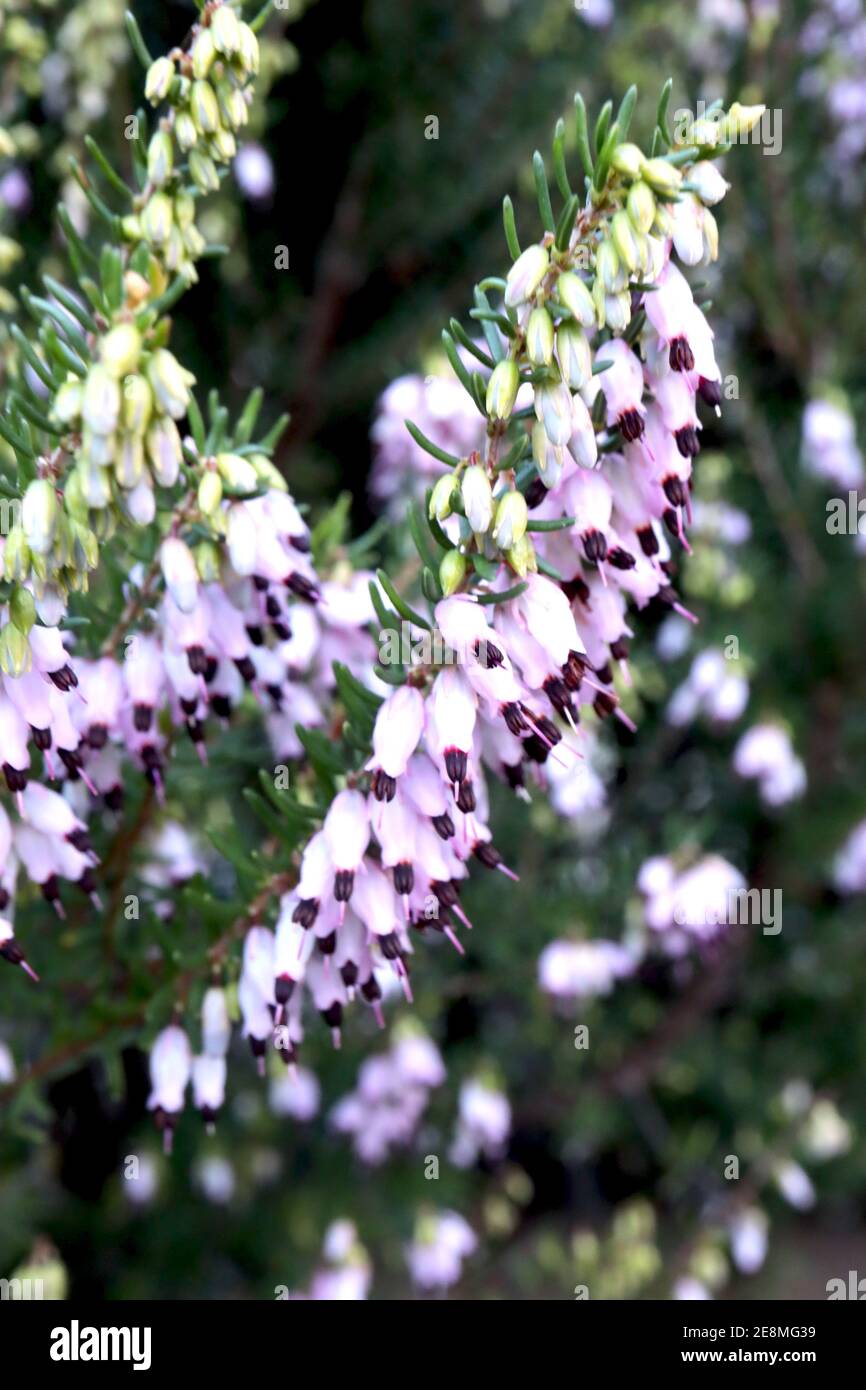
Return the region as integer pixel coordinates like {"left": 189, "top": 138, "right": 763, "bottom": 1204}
{"left": 249, "top": 455, "right": 287, "bottom": 492}
{"left": 211, "top": 4, "right": 242, "bottom": 56}
{"left": 485, "top": 359, "right": 520, "bottom": 420}
{"left": 492, "top": 489, "right": 528, "bottom": 551}
{"left": 175, "top": 111, "right": 199, "bottom": 152}
{"left": 611, "top": 210, "right": 642, "bottom": 274}
{"left": 191, "top": 29, "right": 217, "bottom": 79}
{"left": 0, "top": 236, "right": 22, "bottom": 275}
{"left": 639, "top": 157, "right": 683, "bottom": 198}
{"left": 429, "top": 472, "right": 459, "bottom": 523}
{"left": 147, "top": 349, "right": 195, "bottom": 419}
{"left": 141, "top": 192, "right": 173, "bottom": 247}
{"left": 504, "top": 244, "right": 549, "bottom": 307}
{"left": 70, "top": 521, "right": 99, "bottom": 570}
{"left": 9, "top": 585, "right": 36, "bottom": 634}
{"left": 210, "top": 127, "right": 237, "bottom": 161}
{"left": 611, "top": 142, "right": 644, "bottom": 179}
{"left": 53, "top": 378, "right": 82, "bottom": 426}
{"left": 145, "top": 56, "right": 175, "bottom": 104}
{"left": 556, "top": 322, "right": 591, "bottom": 390}
{"left": 461, "top": 464, "right": 494, "bottom": 534}
{"left": 163, "top": 225, "right": 186, "bottom": 273}
{"left": 101, "top": 323, "right": 141, "bottom": 379}
{"left": 22, "top": 479, "right": 59, "bottom": 556}
{"left": 29, "top": 549, "right": 48, "bottom": 583}
{"left": 3, "top": 527, "right": 31, "bottom": 582}
{"left": 591, "top": 275, "right": 606, "bottom": 328}
{"left": 174, "top": 191, "right": 196, "bottom": 231}
{"left": 195, "top": 540, "right": 222, "bottom": 583}
{"left": 526, "top": 307, "right": 554, "bottom": 367}
{"left": 652, "top": 203, "right": 675, "bottom": 238}
{"left": 556, "top": 271, "right": 595, "bottom": 328}
{"left": 63, "top": 468, "right": 89, "bottom": 524}
{"left": 725, "top": 102, "right": 766, "bottom": 139}
{"left": 191, "top": 80, "right": 221, "bottom": 136}
{"left": 506, "top": 533, "right": 537, "bottom": 579}
{"left": 216, "top": 451, "right": 258, "bottom": 493}
{"left": 122, "top": 374, "right": 153, "bottom": 433}
{"left": 52, "top": 510, "right": 73, "bottom": 567}
{"left": 702, "top": 207, "right": 719, "bottom": 262}
{"left": 120, "top": 214, "right": 143, "bottom": 243}
{"left": 439, "top": 548, "right": 467, "bottom": 597}
{"left": 198, "top": 470, "right": 224, "bottom": 515}
{"left": 217, "top": 82, "right": 249, "bottom": 130}
{"left": 82, "top": 364, "right": 121, "bottom": 435}
{"left": 80, "top": 460, "right": 113, "bottom": 509}
{"left": 147, "top": 130, "right": 174, "bottom": 187}
{"left": 626, "top": 180, "right": 656, "bottom": 234}
{"left": 189, "top": 149, "right": 220, "bottom": 193}
{"left": 237, "top": 22, "right": 260, "bottom": 74}
{"left": 181, "top": 224, "right": 207, "bottom": 261}
{"left": 595, "top": 239, "right": 623, "bottom": 293}
{"left": 0, "top": 622, "right": 31, "bottom": 677}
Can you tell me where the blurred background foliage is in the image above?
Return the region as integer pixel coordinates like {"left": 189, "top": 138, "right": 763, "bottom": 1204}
{"left": 2, "top": 0, "right": 866, "bottom": 1300}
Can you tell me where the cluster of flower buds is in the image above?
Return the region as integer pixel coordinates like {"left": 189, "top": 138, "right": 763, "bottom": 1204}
{"left": 0, "top": 5, "right": 269, "bottom": 667}
{"left": 450, "top": 1073, "right": 511, "bottom": 1167}
{"left": 538, "top": 936, "right": 637, "bottom": 1002}
{"left": 0, "top": 469, "right": 377, "bottom": 976}
{"left": 197, "top": 87, "right": 760, "bottom": 1061}
{"left": 1, "top": 310, "right": 194, "bottom": 650}
{"left": 138, "top": 2, "right": 259, "bottom": 280}
{"left": 407, "top": 1209, "right": 477, "bottom": 1292}
{"left": 330, "top": 1024, "right": 445, "bottom": 1164}
{"left": 637, "top": 851, "right": 746, "bottom": 951}
{"left": 298, "top": 1220, "right": 372, "bottom": 1301}
{"left": 147, "top": 986, "right": 231, "bottom": 1149}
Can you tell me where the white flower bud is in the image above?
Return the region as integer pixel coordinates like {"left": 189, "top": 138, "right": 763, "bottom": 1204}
{"left": 160, "top": 536, "right": 199, "bottom": 612}
{"left": 147, "top": 130, "right": 174, "bottom": 188}
{"left": 689, "top": 161, "right": 729, "bottom": 206}
{"left": 504, "top": 244, "right": 549, "bottom": 307}
{"left": 146, "top": 417, "right": 182, "bottom": 486}
{"left": 202, "top": 987, "right": 231, "bottom": 1058}
{"left": 532, "top": 420, "right": 564, "bottom": 488}
{"left": 147, "top": 349, "right": 195, "bottom": 419}
{"left": 556, "top": 323, "right": 591, "bottom": 390}
{"left": 82, "top": 364, "right": 120, "bottom": 435}
{"left": 525, "top": 307, "right": 554, "bottom": 366}
{"left": 556, "top": 271, "right": 595, "bottom": 327}
{"left": 461, "top": 464, "right": 493, "bottom": 534}
{"left": 534, "top": 379, "right": 573, "bottom": 447}
{"left": 227, "top": 503, "right": 258, "bottom": 575}
{"left": 148, "top": 1026, "right": 192, "bottom": 1117}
